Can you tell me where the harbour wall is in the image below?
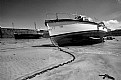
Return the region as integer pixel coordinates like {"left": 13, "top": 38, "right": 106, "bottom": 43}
{"left": 106, "top": 29, "right": 121, "bottom": 36}
{"left": 0, "top": 27, "right": 49, "bottom": 38}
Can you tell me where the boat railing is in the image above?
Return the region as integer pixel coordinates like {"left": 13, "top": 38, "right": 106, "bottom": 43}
{"left": 46, "top": 13, "right": 95, "bottom": 23}
{"left": 46, "top": 13, "right": 79, "bottom": 20}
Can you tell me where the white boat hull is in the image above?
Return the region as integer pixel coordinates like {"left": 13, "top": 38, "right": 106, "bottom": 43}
{"left": 46, "top": 20, "right": 107, "bottom": 46}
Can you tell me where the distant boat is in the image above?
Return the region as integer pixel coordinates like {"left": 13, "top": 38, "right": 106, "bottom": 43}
{"left": 45, "top": 13, "right": 108, "bottom": 46}
{"left": 14, "top": 33, "right": 43, "bottom": 39}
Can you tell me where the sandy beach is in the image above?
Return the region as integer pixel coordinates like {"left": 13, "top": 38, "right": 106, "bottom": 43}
{"left": 0, "top": 38, "right": 72, "bottom": 80}
{"left": 0, "top": 38, "right": 121, "bottom": 80}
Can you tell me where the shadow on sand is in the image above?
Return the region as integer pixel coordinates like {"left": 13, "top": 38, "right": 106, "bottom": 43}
{"left": 32, "top": 42, "right": 102, "bottom": 47}
{"left": 32, "top": 44, "right": 55, "bottom": 47}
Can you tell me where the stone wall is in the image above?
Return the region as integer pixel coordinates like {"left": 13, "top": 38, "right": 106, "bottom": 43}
{"left": 106, "top": 29, "right": 121, "bottom": 36}
{"left": 0, "top": 28, "right": 38, "bottom": 38}
{"left": 0, "top": 27, "right": 50, "bottom": 38}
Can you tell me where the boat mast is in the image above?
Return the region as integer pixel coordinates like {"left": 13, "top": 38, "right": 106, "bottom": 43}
{"left": 12, "top": 22, "right": 14, "bottom": 28}
{"left": 56, "top": 13, "right": 58, "bottom": 20}
{"left": 12, "top": 22, "right": 15, "bottom": 35}
{"left": 34, "top": 22, "right": 37, "bottom": 30}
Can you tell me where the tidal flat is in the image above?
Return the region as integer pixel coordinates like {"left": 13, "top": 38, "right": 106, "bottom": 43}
{"left": 0, "top": 37, "right": 121, "bottom": 80}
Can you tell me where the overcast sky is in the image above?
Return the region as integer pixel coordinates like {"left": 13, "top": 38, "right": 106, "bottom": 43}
{"left": 0, "top": 0, "right": 121, "bottom": 30}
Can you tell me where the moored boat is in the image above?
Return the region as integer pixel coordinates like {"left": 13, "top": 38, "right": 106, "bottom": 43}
{"left": 45, "top": 13, "right": 108, "bottom": 46}
{"left": 14, "top": 33, "right": 43, "bottom": 39}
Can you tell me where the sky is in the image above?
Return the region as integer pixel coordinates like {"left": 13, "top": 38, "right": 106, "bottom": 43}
{"left": 0, "top": 0, "right": 121, "bottom": 30}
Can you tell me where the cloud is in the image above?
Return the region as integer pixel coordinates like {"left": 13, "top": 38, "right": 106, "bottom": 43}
{"left": 105, "top": 11, "right": 121, "bottom": 21}
{"left": 103, "top": 20, "right": 121, "bottom": 30}
{"left": 104, "top": 20, "right": 119, "bottom": 24}
{"left": 116, "top": 0, "right": 121, "bottom": 3}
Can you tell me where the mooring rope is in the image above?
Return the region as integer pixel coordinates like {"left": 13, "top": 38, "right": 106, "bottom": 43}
{"left": 15, "top": 38, "right": 116, "bottom": 80}
{"left": 15, "top": 39, "right": 75, "bottom": 80}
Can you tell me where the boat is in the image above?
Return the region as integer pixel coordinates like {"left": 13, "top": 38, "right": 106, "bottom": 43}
{"left": 45, "top": 13, "right": 108, "bottom": 46}
{"left": 14, "top": 33, "right": 43, "bottom": 39}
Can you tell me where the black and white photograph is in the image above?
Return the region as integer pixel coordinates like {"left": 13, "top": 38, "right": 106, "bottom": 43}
{"left": 0, "top": 0, "right": 121, "bottom": 80}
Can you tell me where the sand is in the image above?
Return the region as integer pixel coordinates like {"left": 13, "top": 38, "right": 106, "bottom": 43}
{"left": 0, "top": 38, "right": 72, "bottom": 80}
{"left": 0, "top": 46, "right": 73, "bottom": 80}
{"left": 0, "top": 38, "right": 121, "bottom": 80}
{"left": 28, "top": 52, "right": 121, "bottom": 80}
